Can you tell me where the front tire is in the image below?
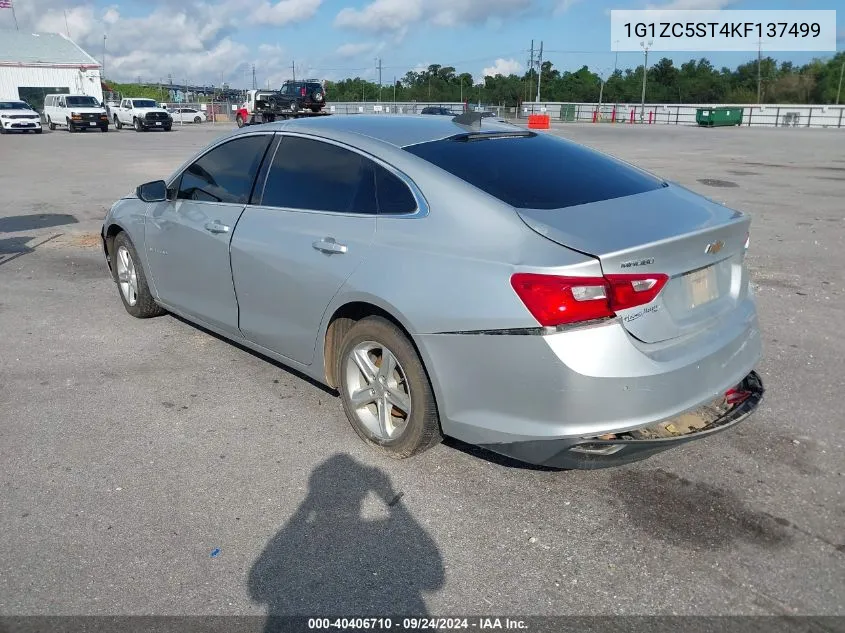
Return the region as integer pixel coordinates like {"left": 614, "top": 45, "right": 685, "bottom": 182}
{"left": 236, "top": 114, "right": 245, "bottom": 128}
{"left": 111, "top": 232, "right": 166, "bottom": 319}
{"left": 193, "top": 116, "right": 202, "bottom": 124}
{"left": 134, "top": 118, "right": 142, "bottom": 132}
{"left": 35, "top": 129, "right": 43, "bottom": 134}
{"left": 337, "top": 316, "right": 441, "bottom": 459}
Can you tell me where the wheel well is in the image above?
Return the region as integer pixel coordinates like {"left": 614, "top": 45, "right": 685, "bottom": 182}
{"left": 104, "top": 224, "right": 123, "bottom": 277}
{"left": 323, "top": 302, "right": 408, "bottom": 389}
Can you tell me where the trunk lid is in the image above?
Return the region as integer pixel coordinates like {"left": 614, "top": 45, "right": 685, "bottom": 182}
{"left": 516, "top": 184, "right": 751, "bottom": 343}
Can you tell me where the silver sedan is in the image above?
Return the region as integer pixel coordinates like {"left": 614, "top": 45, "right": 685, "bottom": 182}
{"left": 101, "top": 113, "right": 764, "bottom": 468}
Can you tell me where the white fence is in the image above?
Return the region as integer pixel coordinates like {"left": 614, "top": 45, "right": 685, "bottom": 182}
{"left": 520, "top": 102, "right": 845, "bottom": 128}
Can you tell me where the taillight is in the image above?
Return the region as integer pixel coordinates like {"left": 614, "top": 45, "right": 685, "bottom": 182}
{"left": 510, "top": 272, "right": 669, "bottom": 327}
{"left": 300, "top": 87, "right": 306, "bottom": 96}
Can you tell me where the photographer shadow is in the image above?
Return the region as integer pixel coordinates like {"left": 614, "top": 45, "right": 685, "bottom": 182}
{"left": 248, "top": 454, "right": 445, "bottom": 631}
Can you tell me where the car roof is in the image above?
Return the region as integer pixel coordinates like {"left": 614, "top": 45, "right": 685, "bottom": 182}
{"left": 253, "top": 114, "right": 517, "bottom": 148}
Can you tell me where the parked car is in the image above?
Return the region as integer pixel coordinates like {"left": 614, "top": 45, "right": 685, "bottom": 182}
{"left": 100, "top": 114, "right": 763, "bottom": 469}
{"left": 420, "top": 106, "right": 458, "bottom": 116}
{"left": 169, "top": 107, "right": 207, "bottom": 123}
{"left": 0, "top": 100, "right": 42, "bottom": 134}
{"left": 43, "top": 94, "right": 109, "bottom": 132}
{"left": 111, "top": 98, "right": 172, "bottom": 131}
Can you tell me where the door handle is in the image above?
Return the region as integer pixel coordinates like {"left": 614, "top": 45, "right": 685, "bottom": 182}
{"left": 204, "top": 220, "right": 230, "bottom": 234}
{"left": 312, "top": 238, "right": 348, "bottom": 254}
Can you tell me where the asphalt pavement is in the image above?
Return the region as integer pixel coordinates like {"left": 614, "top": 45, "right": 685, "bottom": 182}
{"left": 0, "top": 120, "right": 843, "bottom": 619}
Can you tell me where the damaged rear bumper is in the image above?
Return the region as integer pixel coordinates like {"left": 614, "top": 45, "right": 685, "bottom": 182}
{"left": 479, "top": 371, "right": 764, "bottom": 470}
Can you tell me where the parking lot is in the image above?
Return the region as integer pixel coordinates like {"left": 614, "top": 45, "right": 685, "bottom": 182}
{"left": 1, "top": 121, "right": 843, "bottom": 618}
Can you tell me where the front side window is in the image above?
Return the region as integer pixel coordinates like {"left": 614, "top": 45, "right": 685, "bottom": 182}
{"left": 177, "top": 135, "right": 273, "bottom": 204}
{"left": 261, "top": 136, "right": 377, "bottom": 214}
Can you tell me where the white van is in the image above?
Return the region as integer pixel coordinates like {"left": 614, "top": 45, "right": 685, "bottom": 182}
{"left": 43, "top": 94, "right": 109, "bottom": 132}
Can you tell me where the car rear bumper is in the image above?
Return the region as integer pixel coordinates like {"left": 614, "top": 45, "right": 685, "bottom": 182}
{"left": 479, "top": 371, "right": 764, "bottom": 469}
{"left": 416, "top": 298, "right": 763, "bottom": 468}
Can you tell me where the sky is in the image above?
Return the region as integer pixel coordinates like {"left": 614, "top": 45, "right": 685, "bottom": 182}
{"left": 1, "top": 0, "right": 842, "bottom": 88}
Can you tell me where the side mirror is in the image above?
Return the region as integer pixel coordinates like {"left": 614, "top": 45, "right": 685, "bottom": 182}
{"left": 136, "top": 180, "right": 168, "bottom": 203}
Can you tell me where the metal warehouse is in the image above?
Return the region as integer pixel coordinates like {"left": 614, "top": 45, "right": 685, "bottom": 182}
{"left": 0, "top": 30, "right": 103, "bottom": 110}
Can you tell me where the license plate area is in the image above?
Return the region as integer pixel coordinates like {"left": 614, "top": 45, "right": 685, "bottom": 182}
{"left": 156, "top": 122, "right": 162, "bottom": 126}
{"left": 683, "top": 265, "right": 719, "bottom": 309}
{"left": 89, "top": 121, "right": 96, "bottom": 126}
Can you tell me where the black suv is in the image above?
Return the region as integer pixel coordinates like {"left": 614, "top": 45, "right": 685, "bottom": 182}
{"left": 270, "top": 80, "right": 326, "bottom": 113}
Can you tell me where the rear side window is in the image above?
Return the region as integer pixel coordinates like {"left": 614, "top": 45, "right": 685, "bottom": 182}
{"left": 374, "top": 164, "right": 417, "bottom": 214}
{"left": 261, "top": 136, "right": 377, "bottom": 214}
{"left": 177, "top": 134, "right": 272, "bottom": 204}
{"left": 404, "top": 132, "right": 666, "bottom": 210}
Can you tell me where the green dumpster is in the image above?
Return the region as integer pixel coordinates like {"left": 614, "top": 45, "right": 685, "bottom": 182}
{"left": 696, "top": 107, "right": 744, "bottom": 127}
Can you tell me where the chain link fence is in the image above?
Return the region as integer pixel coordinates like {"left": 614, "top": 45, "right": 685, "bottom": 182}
{"left": 520, "top": 102, "right": 845, "bottom": 128}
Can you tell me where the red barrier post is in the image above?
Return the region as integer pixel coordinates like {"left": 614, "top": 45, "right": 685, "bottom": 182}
{"left": 611, "top": 108, "right": 616, "bottom": 123}
{"left": 649, "top": 110, "right": 654, "bottom": 124}
{"left": 630, "top": 109, "right": 635, "bottom": 124}
{"left": 592, "top": 109, "right": 597, "bottom": 123}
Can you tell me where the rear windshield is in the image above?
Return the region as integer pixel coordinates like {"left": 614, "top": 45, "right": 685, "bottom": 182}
{"left": 66, "top": 96, "right": 99, "bottom": 107}
{"left": 403, "top": 132, "right": 666, "bottom": 210}
{"left": 306, "top": 83, "right": 323, "bottom": 92}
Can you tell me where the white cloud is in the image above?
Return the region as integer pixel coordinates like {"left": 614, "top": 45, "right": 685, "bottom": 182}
{"left": 249, "top": 0, "right": 322, "bottom": 27}
{"left": 11, "top": 0, "right": 318, "bottom": 85}
{"left": 336, "top": 42, "right": 378, "bottom": 57}
{"left": 334, "top": 0, "right": 532, "bottom": 34}
{"left": 334, "top": 0, "right": 423, "bottom": 33}
{"left": 553, "top": 0, "right": 583, "bottom": 16}
{"left": 481, "top": 58, "right": 523, "bottom": 78}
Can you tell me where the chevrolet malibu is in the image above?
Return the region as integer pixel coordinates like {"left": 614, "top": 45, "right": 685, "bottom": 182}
{"left": 101, "top": 113, "right": 764, "bottom": 469}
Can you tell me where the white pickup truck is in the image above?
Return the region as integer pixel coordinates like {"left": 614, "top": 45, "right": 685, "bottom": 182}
{"left": 112, "top": 98, "right": 173, "bottom": 132}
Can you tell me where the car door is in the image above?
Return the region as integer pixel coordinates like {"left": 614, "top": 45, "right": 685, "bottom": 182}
{"left": 144, "top": 132, "right": 275, "bottom": 334}
{"left": 230, "top": 134, "right": 378, "bottom": 365}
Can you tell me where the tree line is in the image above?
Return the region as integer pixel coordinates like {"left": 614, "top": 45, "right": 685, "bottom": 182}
{"left": 325, "top": 53, "right": 845, "bottom": 106}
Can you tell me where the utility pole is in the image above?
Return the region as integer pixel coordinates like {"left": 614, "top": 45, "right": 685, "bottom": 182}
{"left": 757, "top": 39, "right": 762, "bottom": 103}
{"left": 528, "top": 39, "right": 534, "bottom": 104}
{"left": 376, "top": 57, "right": 383, "bottom": 101}
{"left": 612, "top": 40, "right": 619, "bottom": 111}
{"left": 291, "top": 60, "right": 295, "bottom": 82}
{"left": 535, "top": 40, "right": 544, "bottom": 103}
{"left": 639, "top": 40, "right": 652, "bottom": 123}
{"left": 837, "top": 61, "right": 844, "bottom": 105}
{"left": 252, "top": 64, "right": 256, "bottom": 89}
{"left": 393, "top": 75, "right": 396, "bottom": 107}
{"left": 102, "top": 34, "right": 107, "bottom": 80}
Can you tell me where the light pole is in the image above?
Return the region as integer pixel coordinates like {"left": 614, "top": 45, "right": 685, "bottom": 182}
{"left": 837, "top": 61, "right": 844, "bottom": 105}
{"left": 612, "top": 39, "right": 619, "bottom": 112}
{"left": 102, "top": 34, "right": 107, "bottom": 81}
{"left": 639, "top": 40, "right": 652, "bottom": 123}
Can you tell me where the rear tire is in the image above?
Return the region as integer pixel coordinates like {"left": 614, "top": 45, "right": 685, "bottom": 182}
{"left": 114, "top": 116, "right": 122, "bottom": 130}
{"left": 48, "top": 117, "right": 56, "bottom": 131}
{"left": 337, "top": 316, "right": 441, "bottom": 459}
{"left": 111, "top": 232, "right": 166, "bottom": 319}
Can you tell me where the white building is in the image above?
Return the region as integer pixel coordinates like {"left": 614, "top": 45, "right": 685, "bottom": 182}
{"left": 0, "top": 30, "right": 103, "bottom": 110}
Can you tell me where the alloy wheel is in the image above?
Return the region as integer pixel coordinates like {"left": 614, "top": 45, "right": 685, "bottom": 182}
{"left": 344, "top": 341, "right": 412, "bottom": 441}
{"left": 116, "top": 245, "right": 138, "bottom": 306}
